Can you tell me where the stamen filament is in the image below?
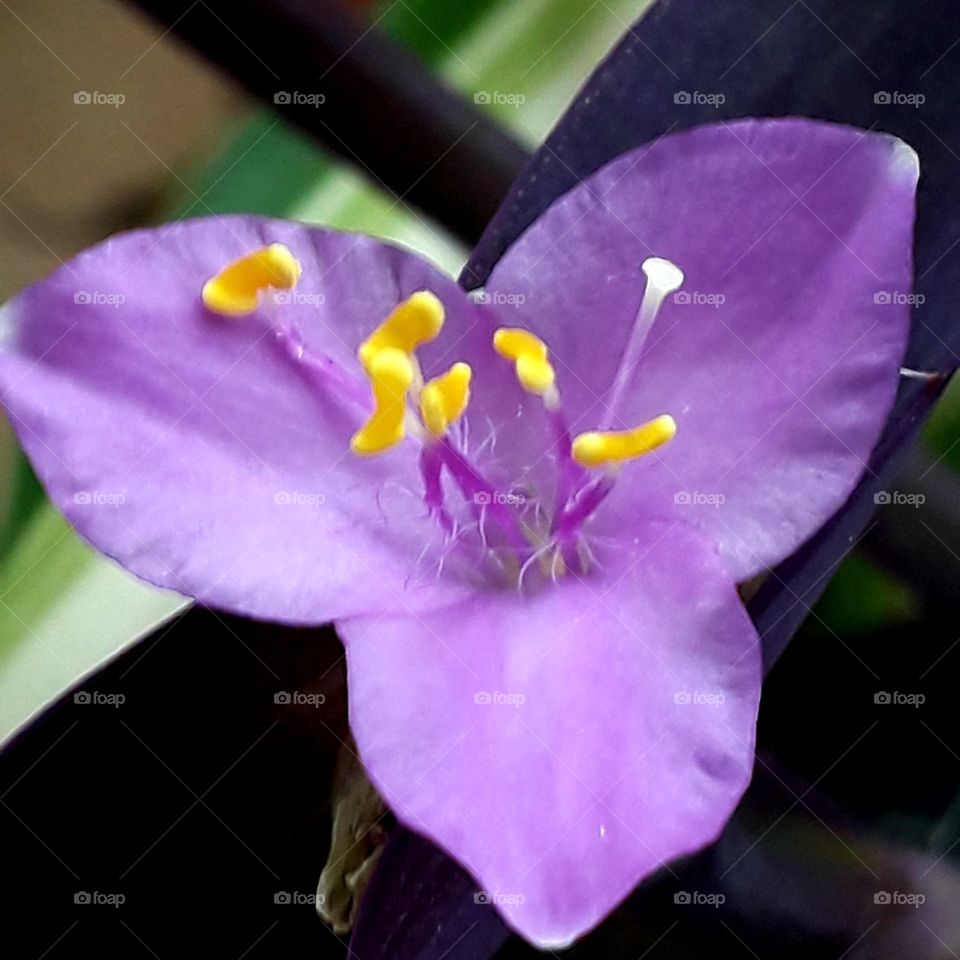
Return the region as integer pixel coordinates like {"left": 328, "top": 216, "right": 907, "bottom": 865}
{"left": 273, "top": 321, "right": 369, "bottom": 408}
{"left": 437, "top": 438, "right": 528, "bottom": 553}
{"left": 547, "top": 406, "right": 586, "bottom": 519}
{"left": 419, "top": 445, "right": 454, "bottom": 534}
{"left": 553, "top": 473, "right": 617, "bottom": 543}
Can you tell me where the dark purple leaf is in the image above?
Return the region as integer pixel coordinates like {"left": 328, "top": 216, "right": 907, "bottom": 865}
{"left": 350, "top": 828, "right": 510, "bottom": 958}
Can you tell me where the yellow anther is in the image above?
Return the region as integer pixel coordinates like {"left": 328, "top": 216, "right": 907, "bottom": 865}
{"left": 571, "top": 415, "right": 677, "bottom": 468}
{"left": 492, "top": 327, "right": 557, "bottom": 398}
{"left": 419, "top": 362, "right": 472, "bottom": 437}
{"left": 350, "top": 348, "right": 416, "bottom": 456}
{"left": 358, "top": 291, "right": 445, "bottom": 371}
{"left": 201, "top": 243, "right": 302, "bottom": 316}
{"left": 493, "top": 328, "right": 548, "bottom": 362}
{"left": 493, "top": 327, "right": 557, "bottom": 399}
{"left": 515, "top": 354, "right": 555, "bottom": 396}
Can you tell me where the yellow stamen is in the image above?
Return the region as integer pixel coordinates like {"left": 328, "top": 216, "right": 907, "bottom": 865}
{"left": 419, "top": 362, "right": 472, "bottom": 437}
{"left": 358, "top": 291, "right": 445, "bottom": 372}
{"left": 201, "top": 243, "right": 301, "bottom": 316}
{"left": 350, "top": 348, "right": 416, "bottom": 456}
{"left": 493, "top": 327, "right": 557, "bottom": 400}
{"left": 571, "top": 415, "right": 677, "bottom": 468}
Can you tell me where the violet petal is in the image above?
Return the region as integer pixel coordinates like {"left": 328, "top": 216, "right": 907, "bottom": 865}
{"left": 339, "top": 520, "right": 761, "bottom": 947}
{"left": 0, "top": 217, "right": 482, "bottom": 622}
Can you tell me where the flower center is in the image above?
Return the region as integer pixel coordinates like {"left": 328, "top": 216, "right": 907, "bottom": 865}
{"left": 202, "top": 247, "right": 684, "bottom": 588}
{"left": 347, "top": 256, "right": 686, "bottom": 583}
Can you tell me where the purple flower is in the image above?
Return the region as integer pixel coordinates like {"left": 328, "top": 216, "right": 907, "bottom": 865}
{"left": 0, "top": 119, "right": 918, "bottom": 946}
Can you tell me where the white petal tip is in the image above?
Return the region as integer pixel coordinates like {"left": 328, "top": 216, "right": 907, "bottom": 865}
{"left": 889, "top": 137, "right": 920, "bottom": 185}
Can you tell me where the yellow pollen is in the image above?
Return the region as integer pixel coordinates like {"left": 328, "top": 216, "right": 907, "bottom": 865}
{"left": 350, "top": 347, "right": 416, "bottom": 456}
{"left": 358, "top": 291, "right": 445, "bottom": 372}
{"left": 493, "top": 327, "right": 556, "bottom": 398}
{"left": 571, "top": 415, "right": 677, "bottom": 468}
{"left": 419, "top": 362, "right": 472, "bottom": 437}
{"left": 201, "top": 243, "right": 301, "bottom": 316}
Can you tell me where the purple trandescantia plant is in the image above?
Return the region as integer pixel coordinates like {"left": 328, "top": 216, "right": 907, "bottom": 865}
{"left": 0, "top": 119, "right": 918, "bottom": 946}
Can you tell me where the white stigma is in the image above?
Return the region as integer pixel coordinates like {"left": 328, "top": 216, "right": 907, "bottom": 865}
{"left": 633, "top": 256, "right": 685, "bottom": 350}
{"left": 641, "top": 256, "right": 685, "bottom": 305}
{"left": 601, "top": 256, "right": 685, "bottom": 428}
